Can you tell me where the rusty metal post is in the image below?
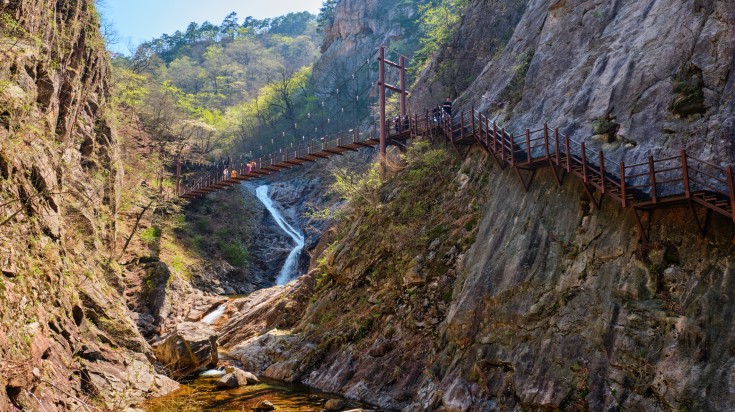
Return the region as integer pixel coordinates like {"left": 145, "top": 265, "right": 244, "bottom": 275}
{"left": 493, "top": 122, "right": 498, "bottom": 154}
{"left": 543, "top": 123, "right": 549, "bottom": 160}
{"left": 727, "top": 165, "right": 735, "bottom": 222}
{"left": 598, "top": 150, "right": 606, "bottom": 194}
{"left": 460, "top": 111, "right": 464, "bottom": 141}
{"left": 681, "top": 149, "right": 691, "bottom": 199}
{"left": 525, "top": 129, "right": 532, "bottom": 164}
{"left": 501, "top": 127, "right": 506, "bottom": 162}
{"left": 399, "top": 55, "right": 406, "bottom": 118}
{"left": 485, "top": 116, "right": 490, "bottom": 148}
{"left": 620, "top": 162, "right": 627, "bottom": 208}
{"left": 648, "top": 155, "right": 658, "bottom": 203}
{"left": 379, "top": 46, "right": 387, "bottom": 171}
{"left": 471, "top": 106, "right": 476, "bottom": 137}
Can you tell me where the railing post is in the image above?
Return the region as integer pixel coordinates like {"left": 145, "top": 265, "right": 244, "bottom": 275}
{"left": 543, "top": 123, "right": 549, "bottom": 160}
{"left": 500, "top": 127, "right": 505, "bottom": 161}
{"left": 564, "top": 133, "right": 571, "bottom": 172}
{"left": 727, "top": 165, "right": 735, "bottom": 222}
{"left": 620, "top": 162, "right": 627, "bottom": 208}
{"left": 581, "top": 142, "right": 588, "bottom": 183}
{"left": 680, "top": 149, "right": 691, "bottom": 199}
{"left": 648, "top": 155, "right": 658, "bottom": 203}
{"left": 493, "top": 122, "right": 498, "bottom": 154}
{"left": 460, "top": 111, "right": 465, "bottom": 141}
{"left": 378, "top": 46, "right": 387, "bottom": 171}
{"left": 598, "top": 151, "right": 606, "bottom": 194}
{"left": 510, "top": 133, "right": 515, "bottom": 167}
{"left": 471, "top": 106, "right": 476, "bottom": 136}
{"left": 525, "top": 128, "right": 532, "bottom": 164}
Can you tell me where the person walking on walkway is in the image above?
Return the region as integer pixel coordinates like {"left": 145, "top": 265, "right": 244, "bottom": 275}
{"left": 442, "top": 97, "right": 453, "bottom": 117}
{"left": 223, "top": 167, "right": 229, "bottom": 180}
{"left": 231, "top": 167, "right": 237, "bottom": 178}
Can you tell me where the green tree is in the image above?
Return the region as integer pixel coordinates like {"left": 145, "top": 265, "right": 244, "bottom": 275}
{"left": 317, "top": 0, "right": 338, "bottom": 32}
{"left": 415, "top": 0, "right": 468, "bottom": 68}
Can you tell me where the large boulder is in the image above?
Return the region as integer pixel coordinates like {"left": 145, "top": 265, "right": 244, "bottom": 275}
{"left": 325, "top": 399, "right": 345, "bottom": 410}
{"left": 153, "top": 322, "right": 218, "bottom": 378}
{"left": 215, "top": 367, "right": 259, "bottom": 388}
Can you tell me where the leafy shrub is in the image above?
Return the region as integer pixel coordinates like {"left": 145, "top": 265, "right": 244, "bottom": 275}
{"left": 140, "top": 227, "right": 161, "bottom": 245}
{"left": 220, "top": 241, "right": 248, "bottom": 267}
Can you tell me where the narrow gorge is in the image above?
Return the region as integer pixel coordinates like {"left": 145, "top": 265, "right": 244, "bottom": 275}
{"left": 2, "top": 0, "right": 735, "bottom": 411}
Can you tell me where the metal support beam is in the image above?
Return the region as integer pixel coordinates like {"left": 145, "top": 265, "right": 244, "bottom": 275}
{"left": 379, "top": 46, "right": 386, "bottom": 171}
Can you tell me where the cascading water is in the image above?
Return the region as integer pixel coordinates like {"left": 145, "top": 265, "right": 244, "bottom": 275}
{"left": 255, "top": 185, "right": 305, "bottom": 285}
{"left": 201, "top": 303, "right": 227, "bottom": 324}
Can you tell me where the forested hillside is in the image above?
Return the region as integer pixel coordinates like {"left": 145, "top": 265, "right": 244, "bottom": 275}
{"left": 111, "top": 12, "right": 322, "bottom": 164}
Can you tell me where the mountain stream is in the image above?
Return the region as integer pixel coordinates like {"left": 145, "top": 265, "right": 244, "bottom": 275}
{"left": 255, "top": 184, "right": 305, "bottom": 285}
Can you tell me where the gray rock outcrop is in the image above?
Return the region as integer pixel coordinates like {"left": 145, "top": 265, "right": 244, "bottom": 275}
{"left": 153, "top": 322, "right": 218, "bottom": 379}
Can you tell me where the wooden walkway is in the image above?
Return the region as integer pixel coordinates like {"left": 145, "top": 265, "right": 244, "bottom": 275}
{"left": 178, "top": 127, "right": 413, "bottom": 199}
{"left": 178, "top": 108, "right": 734, "bottom": 240}
{"left": 439, "top": 108, "right": 734, "bottom": 239}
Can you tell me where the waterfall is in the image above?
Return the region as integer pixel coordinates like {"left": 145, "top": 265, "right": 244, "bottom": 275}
{"left": 255, "top": 185, "right": 305, "bottom": 285}
{"left": 201, "top": 303, "right": 227, "bottom": 324}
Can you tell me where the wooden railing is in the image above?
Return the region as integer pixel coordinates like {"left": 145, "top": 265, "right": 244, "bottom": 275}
{"left": 177, "top": 106, "right": 734, "bottom": 239}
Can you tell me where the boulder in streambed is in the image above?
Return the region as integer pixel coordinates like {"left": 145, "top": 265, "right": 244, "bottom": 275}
{"left": 152, "top": 322, "right": 218, "bottom": 379}
{"left": 325, "top": 399, "right": 345, "bottom": 410}
{"left": 253, "top": 400, "right": 276, "bottom": 411}
{"left": 215, "top": 367, "right": 260, "bottom": 388}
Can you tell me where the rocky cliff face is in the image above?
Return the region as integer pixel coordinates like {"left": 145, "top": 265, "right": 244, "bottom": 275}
{"left": 313, "top": 0, "right": 419, "bottom": 107}
{"left": 216, "top": 0, "right": 735, "bottom": 411}
{"left": 413, "top": 0, "right": 735, "bottom": 165}
{"left": 0, "top": 2, "right": 176, "bottom": 410}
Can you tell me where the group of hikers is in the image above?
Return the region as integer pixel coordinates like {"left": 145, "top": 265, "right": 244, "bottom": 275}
{"left": 222, "top": 160, "right": 258, "bottom": 180}
{"left": 431, "top": 97, "right": 453, "bottom": 124}
{"left": 394, "top": 97, "right": 453, "bottom": 133}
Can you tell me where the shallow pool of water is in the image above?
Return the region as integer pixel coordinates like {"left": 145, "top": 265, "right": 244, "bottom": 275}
{"left": 141, "top": 376, "right": 376, "bottom": 412}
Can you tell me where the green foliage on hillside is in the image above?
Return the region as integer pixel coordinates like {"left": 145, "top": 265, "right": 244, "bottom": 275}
{"left": 300, "top": 142, "right": 491, "bottom": 357}
{"left": 413, "top": 0, "right": 470, "bottom": 73}
{"left": 110, "top": 11, "right": 323, "bottom": 163}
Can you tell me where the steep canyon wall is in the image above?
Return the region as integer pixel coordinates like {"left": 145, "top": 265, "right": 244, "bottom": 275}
{"left": 0, "top": 1, "right": 176, "bottom": 410}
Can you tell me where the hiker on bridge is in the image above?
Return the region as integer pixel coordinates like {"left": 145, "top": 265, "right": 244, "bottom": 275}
{"left": 394, "top": 116, "right": 401, "bottom": 133}
{"left": 442, "top": 97, "right": 452, "bottom": 117}
{"left": 223, "top": 167, "right": 229, "bottom": 180}
{"left": 231, "top": 168, "right": 238, "bottom": 178}
{"left": 402, "top": 115, "right": 409, "bottom": 131}
{"left": 432, "top": 106, "right": 441, "bottom": 123}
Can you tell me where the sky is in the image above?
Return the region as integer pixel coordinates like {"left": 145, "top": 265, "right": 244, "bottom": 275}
{"left": 100, "top": 0, "right": 324, "bottom": 54}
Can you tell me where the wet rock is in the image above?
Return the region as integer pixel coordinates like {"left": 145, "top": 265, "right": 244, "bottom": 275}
{"left": 216, "top": 368, "right": 260, "bottom": 387}
{"left": 152, "top": 322, "right": 218, "bottom": 378}
{"left": 264, "top": 359, "right": 300, "bottom": 381}
{"left": 253, "top": 400, "right": 276, "bottom": 411}
{"left": 83, "top": 352, "right": 179, "bottom": 407}
{"left": 325, "top": 398, "right": 345, "bottom": 410}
